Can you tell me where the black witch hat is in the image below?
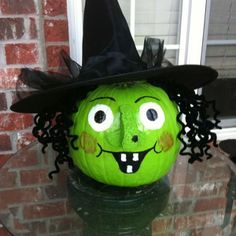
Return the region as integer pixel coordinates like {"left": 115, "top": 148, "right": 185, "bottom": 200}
{"left": 11, "top": 0, "right": 218, "bottom": 113}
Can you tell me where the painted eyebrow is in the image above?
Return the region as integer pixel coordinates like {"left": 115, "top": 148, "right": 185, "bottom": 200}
{"left": 135, "top": 96, "right": 160, "bottom": 103}
{"left": 89, "top": 97, "right": 116, "bottom": 102}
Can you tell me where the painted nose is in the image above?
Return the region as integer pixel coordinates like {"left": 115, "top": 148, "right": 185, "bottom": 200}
{"left": 120, "top": 105, "right": 139, "bottom": 148}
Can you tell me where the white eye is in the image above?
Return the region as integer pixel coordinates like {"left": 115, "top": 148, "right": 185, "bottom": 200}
{"left": 88, "top": 104, "right": 114, "bottom": 132}
{"left": 139, "top": 102, "right": 165, "bottom": 130}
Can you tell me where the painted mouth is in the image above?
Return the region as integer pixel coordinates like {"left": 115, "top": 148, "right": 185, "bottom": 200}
{"left": 97, "top": 144, "right": 161, "bottom": 174}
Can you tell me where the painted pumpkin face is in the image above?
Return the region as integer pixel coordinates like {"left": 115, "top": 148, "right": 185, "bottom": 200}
{"left": 70, "top": 82, "right": 181, "bottom": 187}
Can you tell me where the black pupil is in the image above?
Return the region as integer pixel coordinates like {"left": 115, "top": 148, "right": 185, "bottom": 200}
{"left": 95, "top": 110, "right": 106, "bottom": 123}
{"left": 146, "top": 109, "right": 158, "bottom": 121}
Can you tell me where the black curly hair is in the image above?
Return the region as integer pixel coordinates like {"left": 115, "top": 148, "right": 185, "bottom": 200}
{"left": 157, "top": 82, "right": 221, "bottom": 162}
{"left": 32, "top": 83, "right": 220, "bottom": 179}
{"left": 32, "top": 106, "right": 78, "bottom": 179}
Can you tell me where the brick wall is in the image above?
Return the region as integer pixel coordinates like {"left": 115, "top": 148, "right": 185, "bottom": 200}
{"left": 0, "top": 0, "right": 71, "bottom": 235}
{"left": 0, "top": 144, "right": 83, "bottom": 236}
{"left": 0, "top": 0, "right": 68, "bottom": 166}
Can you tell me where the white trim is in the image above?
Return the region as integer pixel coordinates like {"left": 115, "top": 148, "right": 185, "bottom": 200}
{"left": 214, "top": 128, "right": 236, "bottom": 141}
{"left": 130, "top": 0, "right": 136, "bottom": 38}
{"left": 163, "top": 45, "right": 180, "bottom": 50}
{"left": 207, "top": 40, "right": 236, "bottom": 46}
{"left": 186, "top": 0, "right": 208, "bottom": 64}
{"left": 67, "top": 0, "right": 83, "bottom": 65}
{"left": 201, "top": 0, "right": 211, "bottom": 65}
{"left": 178, "top": 0, "right": 208, "bottom": 65}
{"left": 178, "top": 0, "right": 191, "bottom": 64}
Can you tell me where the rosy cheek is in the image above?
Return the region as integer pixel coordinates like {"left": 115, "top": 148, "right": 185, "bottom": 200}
{"left": 79, "top": 131, "right": 97, "bottom": 154}
{"left": 159, "top": 132, "right": 174, "bottom": 152}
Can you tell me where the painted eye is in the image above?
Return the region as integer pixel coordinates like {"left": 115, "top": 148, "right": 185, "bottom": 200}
{"left": 139, "top": 102, "right": 165, "bottom": 130}
{"left": 88, "top": 104, "right": 114, "bottom": 132}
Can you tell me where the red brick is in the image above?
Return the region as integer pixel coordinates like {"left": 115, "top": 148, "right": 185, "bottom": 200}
{"left": 0, "top": 154, "right": 11, "bottom": 168}
{"left": 45, "top": 185, "right": 67, "bottom": 199}
{"left": 0, "top": 188, "right": 44, "bottom": 209}
{"left": 7, "top": 149, "right": 38, "bottom": 168}
{"left": 0, "top": 93, "right": 7, "bottom": 111}
{"left": 206, "top": 154, "right": 226, "bottom": 168}
{"left": 194, "top": 198, "right": 226, "bottom": 212}
{"left": 152, "top": 218, "right": 173, "bottom": 233}
{"left": 13, "top": 218, "right": 47, "bottom": 235}
{"left": 20, "top": 169, "right": 51, "bottom": 185}
{"left": 0, "top": 68, "right": 21, "bottom": 89}
{"left": 43, "top": 0, "right": 67, "bottom": 16}
{"left": 65, "top": 199, "right": 75, "bottom": 214}
{"left": 5, "top": 44, "right": 38, "bottom": 65}
{"left": 11, "top": 233, "right": 31, "bottom": 236}
{"left": 13, "top": 219, "right": 27, "bottom": 230}
{"left": 153, "top": 233, "right": 174, "bottom": 236}
{"left": 0, "top": 18, "right": 24, "bottom": 40}
{"left": 46, "top": 45, "right": 69, "bottom": 67}
{"left": 169, "top": 160, "right": 197, "bottom": 185}
{"left": 0, "top": 134, "right": 11, "bottom": 151}
{"left": 0, "top": 113, "right": 33, "bottom": 131}
{"left": 200, "top": 166, "right": 230, "bottom": 181}
{"left": 172, "top": 182, "right": 220, "bottom": 199}
{"left": 0, "top": 225, "right": 12, "bottom": 236}
{"left": 49, "top": 217, "right": 82, "bottom": 233}
{"left": 29, "top": 18, "right": 37, "bottom": 39}
{"left": 44, "top": 20, "right": 68, "bottom": 42}
{"left": 174, "top": 211, "right": 224, "bottom": 230}
{"left": 190, "top": 226, "right": 223, "bottom": 236}
{"left": 167, "top": 201, "right": 193, "bottom": 215}
{"left": 53, "top": 233, "right": 80, "bottom": 236}
{"left": 17, "top": 132, "right": 35, "bottom": 150}
{"left": 0, "top": 168, "right": 17, "bottom": 188}
{"left": 29, "top": 221, "right": 47, "bottom": 234}
{"left": 1, "top": 0, "right": 36, "bottom": 14}
{"left": 23, "top": 201, "right": 66, "bottom": 219}
{"left": 218, "top": 181, "right": 229, "bottom": 196}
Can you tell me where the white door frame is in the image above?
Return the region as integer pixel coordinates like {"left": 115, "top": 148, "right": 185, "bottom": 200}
{"left": 66, "top": 0, "right": 83, "bottom": 65}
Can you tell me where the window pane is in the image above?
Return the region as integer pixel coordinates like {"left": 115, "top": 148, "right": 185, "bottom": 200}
{"left": 203, "top": 0, "right": 236, "bottom": 127}
{"left": 205, "top": 45, "right": 236, "bottom": 78}
{"left": 135, "top": 0, "right": 181, "bottom": 45}
{"left": 208, "top": 0, "right": 236, "bottom": 40}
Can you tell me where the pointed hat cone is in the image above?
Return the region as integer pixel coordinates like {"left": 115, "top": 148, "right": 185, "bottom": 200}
{"left": 82, "top": 0, "right": 141, "bottom": 65}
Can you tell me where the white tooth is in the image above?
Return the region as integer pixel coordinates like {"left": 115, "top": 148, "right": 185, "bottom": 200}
{"left": 133, "top": 153, "right": 139, "bottom": 161}
{"left": 121, "top": 154, "right": 127, "bottom": 162}
{"left": 127, "top": 165, "right": 133, "bottom": 173}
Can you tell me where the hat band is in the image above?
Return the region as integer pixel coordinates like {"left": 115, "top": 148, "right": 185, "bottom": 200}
{"left": 80, "top": 52, "right": 146, "bottom": 79}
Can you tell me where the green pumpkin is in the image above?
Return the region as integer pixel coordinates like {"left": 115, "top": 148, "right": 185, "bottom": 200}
{"left": 70, "top": 82, "right": 181, "bottom": 187}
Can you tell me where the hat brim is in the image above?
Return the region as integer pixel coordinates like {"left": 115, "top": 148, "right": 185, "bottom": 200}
{"left": 11, "top": 64, "right": 218, "bottom": 113}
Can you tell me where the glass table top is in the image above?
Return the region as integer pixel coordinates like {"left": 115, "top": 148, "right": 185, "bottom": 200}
{"left": 0, "top": 142, "right": 236, "bottom": 236}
